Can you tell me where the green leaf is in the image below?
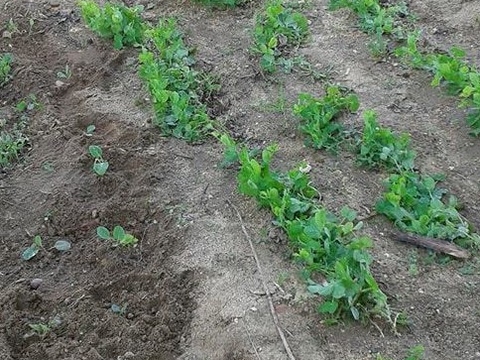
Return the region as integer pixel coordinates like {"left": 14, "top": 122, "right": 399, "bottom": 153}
{"left": 54, "top": 240, "right": 71, "bottom": 251}
{"left": 111, "top": 303, "right": 122, "bottom": 313}
{"left": 89, "top": 145, "right": 103, "bottom": 158}
{"left": 318, "top": 301, "right": 338, "bottom": 314}
{"left": 33, "top": 235, "right": 42, "bottom": 247}
{"left": 86, "top": 124, "right": 96, "bottom": 135}
{"left": 350, "top": 306, "right": 360, "bottom": 320}
{"left": 96, "top": 226, "right": 111, "bottom": 240}
{"left": 331, "top": 283, "right": 346, "bottom": 299}
{"left": 93, "top": 160, "right": 109, "bottom": 176}
{"left": 340, "top": 206, "right": 357, "bottom": 221}
{"left": 112, "top": 225, "right": 126, "bottom": 241}
{"left": 120, "top": 233, "right": 138, "bottom": 246}
{"left": 22, "top": 246, "right": 39, "bottom": 260}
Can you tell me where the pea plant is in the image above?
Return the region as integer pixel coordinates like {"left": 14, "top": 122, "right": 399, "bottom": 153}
{"left": 293, "top": 86, "right": 359, "bottom": 152}
{"left": 79, "top": 2, "right": 217, "bottom": 142}
{"left": 376, "top": 171, "right": 480, "bottom": 249}
{"left": 291, "top": 88, "right": 479, "bottom": 253}
{"left": 357, "top": 109, "right": 416, "bottom": 172}
{"left": 223, "top": 136, "right": 392, "bottom": 323}
{"left": 138, "top": 20, "right": 214, "bottom": 141}
{"left": 88, "top": 145, "right": 109, "bottom": 176}
{"left": 78, "top": 0, "right": 145, "bottom": 49}
{"left": 97, "top": 225, "right": 138, "bottom": 246}
{"left": 252, "top": 0, "right": 309, "bottom": 73}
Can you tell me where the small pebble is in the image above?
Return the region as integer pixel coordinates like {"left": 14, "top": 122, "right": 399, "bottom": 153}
{"left": 30, "top": 278, "right": 43, "bottom": 290}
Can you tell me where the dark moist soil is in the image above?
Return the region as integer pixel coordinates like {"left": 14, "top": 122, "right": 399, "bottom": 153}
{"left": 1, "top": 0, "right": 479, "bottom": 360}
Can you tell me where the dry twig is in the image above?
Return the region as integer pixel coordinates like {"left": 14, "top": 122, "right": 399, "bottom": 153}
{"left": 227, "top": 200, "right": 296, "bottom": 360}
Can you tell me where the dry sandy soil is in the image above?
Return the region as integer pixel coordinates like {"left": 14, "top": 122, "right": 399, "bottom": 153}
{"left": 0, "top": 0, "right": 479, "bottom": 359}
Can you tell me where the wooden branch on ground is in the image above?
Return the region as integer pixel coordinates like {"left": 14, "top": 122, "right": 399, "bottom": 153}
{"left": 389, "top": 231, "right": 470, "bottom": 259}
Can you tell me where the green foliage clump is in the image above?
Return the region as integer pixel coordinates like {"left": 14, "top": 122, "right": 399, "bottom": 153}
{"left": 293, "top": 86, "right": 359, "bottom": 152}
{"left": 252, "top": 0, "right": 309, "bottom": 72}
{"left": 78, "top": 0, "right": 145, "bottom": 49}
{"left": 376, "top": 172, "right": 480, "bottom": 249}
{"left": 138, "top": 19, "right": 213, "bottom": 141}
{"left": 226, "top": 138, "right": 391, "bottom": 322}
{"left": 0, "top": 53, "right": 13, "bottom": 86}
{"left": 78, "top": 2, "right": 215, "bottom": 141}
{"left": 358, "top": 110, "right": 416, "bottom": 172}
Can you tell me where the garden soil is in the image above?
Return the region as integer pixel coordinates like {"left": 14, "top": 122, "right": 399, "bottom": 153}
{"left": 0, "top": 0, "right": 479, "bottom": 359}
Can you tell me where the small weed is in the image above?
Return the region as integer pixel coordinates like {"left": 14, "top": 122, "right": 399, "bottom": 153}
{"left": 96, "top": 225, "right": 138, "bottom": 246}
{"left": 252, "top": 0, "right": 309, "bottom": 73}
{"left": 0, "top": 130, "right": 28, "bottom": 167}
{"left": 27, "top": 316, "right": 62, "bottom": 337}
{"left": 376, "top": 171, "right": 480, "bottom": 249}
{"left": 292, "top": 56, "right": 332, "bottom": 81}
{"left": 28, "top": 18, "right": 35, "bottom": 35}
{"left": 6, "top": 18, "right": 18, "bottom": 34}
{"left": 0, "top": 94, "right": 41, "bottom": 168}
{"left": 293, "top": 86, "right": 359, "bottom": 152}
{"left": 78, "top": 0, "right": 146, "bottom": 49}
{"left": 407, "top": 250, "right": 419, "bottom": 276}
{"left": 197, "top": 72, "right": 222, "bottom": 101}
{"left": 42, "top": 161, "right": 55, "bottom": 173}
{"left": 16, "top": 94, "right": 40, "bottom": 113}
{"left": 277, "top": 271, "right": 289, "bottom": 286}
{"left": 253, "top": 87, "right": 288, "bottom": 114}
{"left": 88, "top": 145, "right": 109, "bottom": 176}
{"left": 459, "top": 258, "right": 480, "bottom": 275}
{"left": 193, "top": 0, "right": 245, "bottom": 7}
{"left": 111, "top": 303, "right": 128, "bottom": 315}
{"left": 28, "top": 323, "right": 51, "bottom": 336}
{"left": 56, "top": 64, "right": 72, "bottom": 79}
{"left": 0, "top": 53, "right": 13, "bottom": 86}
{"left": 405, "top": 345, "right": 425, "bottom": 360}
{"left": 376, "top": 345, "right": 424, "bottom": 360}
{"left": 357, "top": 109, "right": 416, "bottom": 172}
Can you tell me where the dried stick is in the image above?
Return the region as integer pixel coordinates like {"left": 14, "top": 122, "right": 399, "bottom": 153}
{"left": 227, "top": 200, "right": 296, "bottom": 360}
{"left": 242, "top": 317, "right": 262, "bottom": 360}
